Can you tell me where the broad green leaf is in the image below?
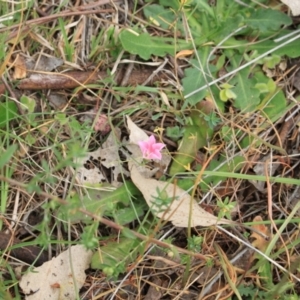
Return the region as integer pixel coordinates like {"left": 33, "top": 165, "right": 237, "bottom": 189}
{"left": 228, "top": 54, "right": 260, "bottom": 112}
{"left": 182, "top": 67, "right": 207, "bottom": 106}
{"left": 0, "top": 101, "right": 18, "bottom": 129}
{"left": 182, "top": 47, "right": 216, "bottom": 107}
{"left": 119, "top": 30, "right": 191, "bottom": 60}
{"left": 245, "top": 9, "right": 292, "bottom": 32}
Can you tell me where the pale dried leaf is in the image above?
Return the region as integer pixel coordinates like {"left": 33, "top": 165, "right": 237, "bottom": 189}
{"left": 159, "top": 91, "right": 171, "bottom": 107}
{"left": 280, "top": 0, "right": 300, "bottom": 15}
{"left": 126, "top": 115, "right": 149, "bottom": 144}
{"left": 26, "top": 55, "right": 63, "bottom": 72}
{"left": 130, "top": 162, "right": 230, "bottom": 227}
{"left": 19, "top": 245, "right": 92, "bottom": 300}
{"left": 75, "top": 129, "right": 128, "bottom": 185}
{"left": 29, "top": 32, "right": 54, "bottom": 51}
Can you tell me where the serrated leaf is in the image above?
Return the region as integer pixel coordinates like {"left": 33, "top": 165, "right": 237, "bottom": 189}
{"left": 246, "top": 8, "right": 292, "bottom": 32}
{"left": 119, "top": 30, "right": 190, "bottom": 60}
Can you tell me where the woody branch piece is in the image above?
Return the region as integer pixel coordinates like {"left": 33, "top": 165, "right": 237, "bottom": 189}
{"left": 0, "top": 69, "right": 167, "bottom": 94}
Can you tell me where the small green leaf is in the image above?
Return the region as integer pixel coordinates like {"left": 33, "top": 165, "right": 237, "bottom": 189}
{"left": 54, "top": 112, "right": 69, "bottom": 125}
{"left": 220, "top": 89, "right": 229, "bottom": 102}
{"left": 0, "top": 101, "right": 18, "bottom": 129}
{"left": 0, "top": 144, "right": 17, "bottom": 169}
{"left": 220, "top": 83, "right": 235, "bottom": 89}
{"left": 182, "top": 67, "right": 207, "bottom": 106}
{"left": 255, "top": 83, "right": 269, "bottom": 94}
{"left": 225, "top": 88, "right": 237, "bottom": 99}
{"left": 20, "top": 95, "right": 36, "bottom": 113}
{"left": 263, "top": 55, "right": 281, "bottom": 68}
{"left": 143, "top": 4, "right": 176, "bottom": 29}
{"left": 91, "top": 237, "right": 140, "bottom": 270}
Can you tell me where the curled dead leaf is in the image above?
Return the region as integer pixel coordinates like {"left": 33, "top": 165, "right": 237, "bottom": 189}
{"left": 250, "top": 216, "right": 270, "bottom": 252}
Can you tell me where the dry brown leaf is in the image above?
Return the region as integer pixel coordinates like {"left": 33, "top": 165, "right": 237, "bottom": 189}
{"left": 19, "top": 245, "right": 92, "bottom": 300}
{"left": 175, "top": 49, "right": 194, "bottom": 59}
{"left": 12, "top": 54, "right": 27, "bottom": 79}
{"left": 251, "top": 216, "right": 270, "bottom": 252}
{"left": 130, "top": 162, "right": 230, "bottom": 227}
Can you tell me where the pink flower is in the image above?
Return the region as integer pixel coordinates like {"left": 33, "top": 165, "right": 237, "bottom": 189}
{"left": 94, "top": 114, "right": 111, "bottom": 134}
{"left": 138, "top": 135, "right": 165, "bottom": 160}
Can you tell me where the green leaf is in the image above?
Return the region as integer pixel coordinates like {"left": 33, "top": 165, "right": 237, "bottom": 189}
{"left": 143, "top": 4, "right": 176, "bottom": 29}
{"left": 247, "top": 36, "right": 300, "bottom": 58}
{"left": 20, "top": 95, "right": 36, "bottom": 113}
{"left": 228, "top": 54, "right": 260, "bottom": 112}
{"left": 0, "top": 144, "right": 17, "bottom": 169}
{"left": 169, "top": 109, "right": 214, "bottom": 176}
{"left": 263, "top": 55, "right": 281, "bottom": 68}
{"left": 182, "top": 47, "right": 216, "bottom": 107}
{"left": 159, "top": 0, "right": 179, "bottom": 10}
{"left": 113, "top": 201, "right": 146, "bottom": 225}
{"left": 91, "top": 237, "right": 140, "bottom": 270}
{"left": 0, "top": 101, "right": 18, "bottom": 129}
{"left": 182, "top": 67, "right": 207, "bottom": 106}
{"left": 245, "top": 9, "right": 292, "bottom": 32}
{"left": 119, "top": 30, "right": 191, "bottom": 60}
{"left": 255, "top": 83, "right": 269, "bottom": 94}
{"left": 261, "top": 89, "right": 287, "bottom": 121}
